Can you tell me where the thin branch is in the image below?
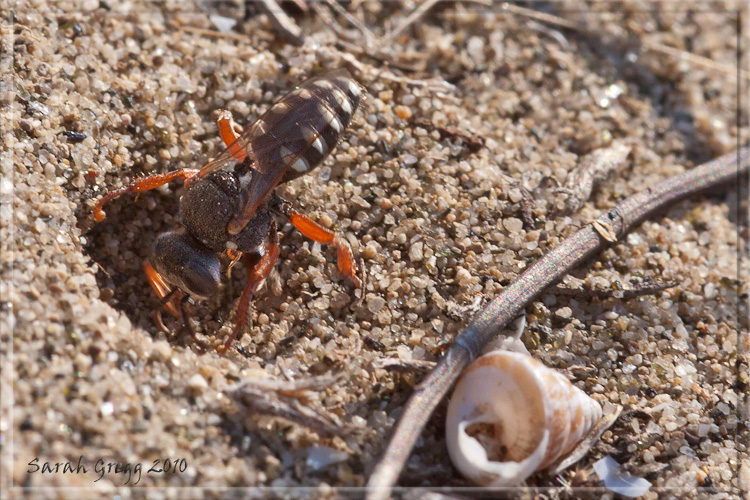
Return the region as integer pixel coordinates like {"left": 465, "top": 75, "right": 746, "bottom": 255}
{"left": 372, "top": 357, "right": 437, "bottom": 375}
{"left": 500, "top": 2, "right": 580, "bottom": 31}
{"left": 640, "top": 37, "right": 750, "bottom": 82}
{"left": 322, "top": 0, "right": 375, "bottom": 45}
{"left": 500, "top": 3, "right": 750, "bottom": 81}
{"left": 256, "top": 0, "right": 305, "bottom": 46}
{"left": 550, "top": 280, "right": 679, "bottom": 300}
{"left": 411, "top": 117, "right": 486, "bottom": 153}
{"left": 365, "top": 147, "right": 750, "bottom": 499}
{"left": 227, "top": 372, "right": 343, "bottom": 396}
{"left": 178, "top": 25, "right": 251, "bottom": 42}
{"left": 376, "top": 0, "right": 442, "bottom": 50}
{"left": 338, "top": 51, "right": 459, "bottom": 94}
{"left": 226, "top": 373, "right": 351, "bottom": 437}
{"left": 549, "top": 140, "right": 632, "bottom": 215}
{"left": 335, "top": 40, "right": 425, "bottom": 72}
{"left": 310, "top": 0, "right": 355, "bottom": 42}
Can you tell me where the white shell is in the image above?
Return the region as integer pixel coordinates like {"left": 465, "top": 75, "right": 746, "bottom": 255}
{"left": 446, "top": 350, "right": 602, "bottom": 486}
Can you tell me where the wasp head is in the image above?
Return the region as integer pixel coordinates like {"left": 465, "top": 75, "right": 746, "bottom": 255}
{"left": 150, "top": 231, "right": 221, "bottom": 299}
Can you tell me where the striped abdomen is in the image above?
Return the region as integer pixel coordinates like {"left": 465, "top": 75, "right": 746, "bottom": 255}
{"left": 211, "top": 68, "right": 365, "bottom": 226}
{"left": 245, "top": 68, "right": 364, "bottom": 183}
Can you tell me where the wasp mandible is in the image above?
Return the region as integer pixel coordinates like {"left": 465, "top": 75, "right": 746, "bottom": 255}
{"left": 93, "top": 68, "right": 364, "bottom": 352}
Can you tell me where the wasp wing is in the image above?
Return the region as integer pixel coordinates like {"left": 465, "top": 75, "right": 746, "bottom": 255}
{"left": 194, "top": 69, "right": 363, "bottom": 233}
{"left": 194, "top": 116, "right": 264, "bottom": 181}
{"left": 230, "top": 68, "right": 364, "bottom": 232}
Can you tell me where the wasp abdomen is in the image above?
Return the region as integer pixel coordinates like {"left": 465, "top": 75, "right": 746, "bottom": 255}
{"left": 248, "top": 70, "right": 364, "bottom": 184}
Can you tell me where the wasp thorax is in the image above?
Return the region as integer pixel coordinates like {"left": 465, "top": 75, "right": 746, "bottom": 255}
{"left": 180, "top": 171, "right": 239, "bottom": 251}
{"left": 150, "top": 231, "right": 221, "bottom": 299}
{"left": 180, "top": 170, "right": 273, "bottom": 253}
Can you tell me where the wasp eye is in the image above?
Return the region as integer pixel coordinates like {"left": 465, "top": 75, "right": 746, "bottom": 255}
{"left": 151, "top": 231, "right": 221, "bottom": 299}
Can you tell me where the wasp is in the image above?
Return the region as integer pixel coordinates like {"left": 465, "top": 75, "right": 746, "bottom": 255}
{"left": 93, "top": 68, "right": 364, "bottom": 352}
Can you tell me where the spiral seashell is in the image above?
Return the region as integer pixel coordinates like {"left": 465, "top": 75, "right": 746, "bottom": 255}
{"left": 446, "top": 350, "right": 602, "bottom": 486}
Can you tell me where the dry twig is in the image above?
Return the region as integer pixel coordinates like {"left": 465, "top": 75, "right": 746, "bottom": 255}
{"left": 500, "top": 3, "right": 750, "bottom": 81}
{"left": 256, "top": 0, "right": 305, "bottom": 46}
{"left": 178, "top": 25, "right": 252, "bottom": 42}
{"left": 365, "top": 147, "right": 749, "bottom": 499}
{"left": 411, "top": 117, "right": 486, "bottom": 153}
{"left": 551, "top": 280, "right": 679, "bottom": 300}
{"left": 372, "top": 357, "right": 437, "bottom": 375}
{"left": 376, "top": 0, "right": 442, "bottom": 50}
{"left": 310, "top": 0, "right": 352, "bottom": 42}
{"left": 335, "top": 40, "right": 425, "bottom": 73}
{"left": 549, "top": 140, "right": 632, "bottom": 215}
{"left": 322, "top": 0, "right": 375, "bottom": 45}
{"left": 228, "top": 372, "right": 343, "bottom": 396}
{"left": 339, "top": 55, "right": 459, "bottom": 94}
{"left": 226, "top": 373, "right": 351, "bottom": 437}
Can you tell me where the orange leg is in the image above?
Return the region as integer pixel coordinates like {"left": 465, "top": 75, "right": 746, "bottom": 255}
{"left": 144, "top": 260, "right": 182, "bottom": 317}
{"left": 270, "top": 196, "right": 362, "bottom": 288}
{"left": 92, "top": 169, "right": 200, "bottom": 222}
{"left": 220, "top": 224, "right": 280, "bottom": 353}
{"left": 145, "top": 260, "right": 210, "bottom": 348}
{"left": 217, "top": 110, "right": 247, "bottom": 161}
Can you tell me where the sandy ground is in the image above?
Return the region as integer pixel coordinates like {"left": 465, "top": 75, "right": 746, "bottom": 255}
{"left": 2, "top": 0, "right": 748, "bottom": 498}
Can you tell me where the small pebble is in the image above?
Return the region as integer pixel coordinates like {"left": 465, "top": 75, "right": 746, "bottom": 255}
{"left": 394, "top": 105, "right": 412, "bottom": 120}
{"left": 556, "top": 307, "right": 573, "bottom": 319}
{"left": 151, "top": 341, "right": 172, "bottom": 361}
{"left": 378, "top": 90, "right": 393, "bottom": 103}
{"left": 455, "top": 267, "right": 472, "bottom": 286}
{"left": 362, "top": 243, "right": 378, "bottom": 260}
{"left": 187, "top": 374, "right": 208, "bottom": 393}
{"left": 319, "top": 213, "right": 333, "bottom": 229}
{"left": 503, "top": 217, "right": 524, "bottom": 234}
{"left": 402, "top": 154, "right": 418, "bottom": 165}
{"left": 409, "top": 242, "right": 424, "bottom": 262}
